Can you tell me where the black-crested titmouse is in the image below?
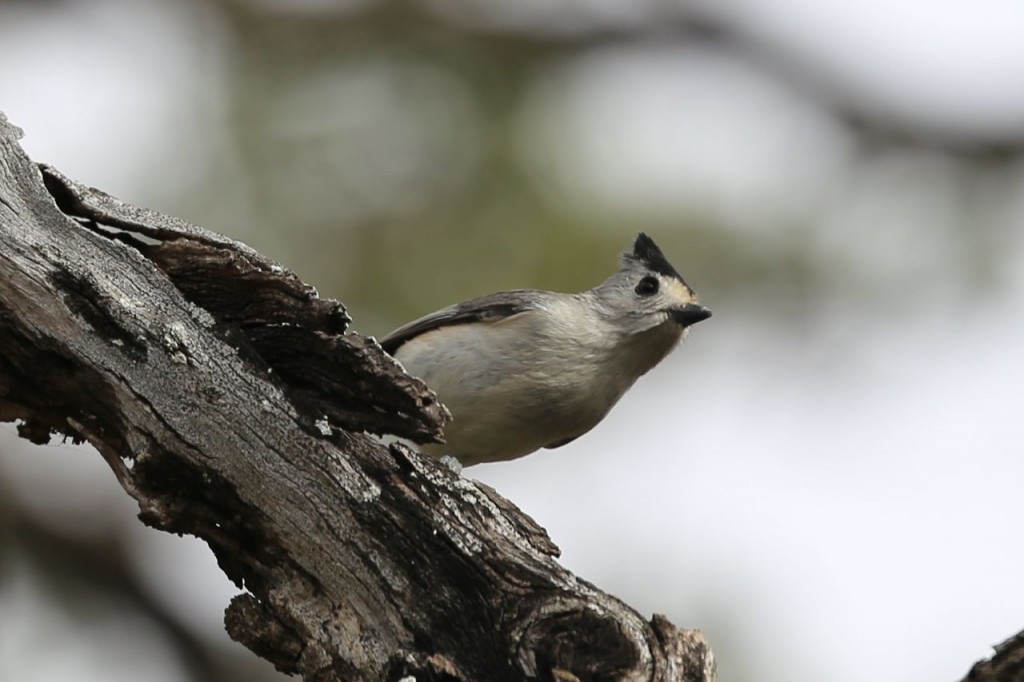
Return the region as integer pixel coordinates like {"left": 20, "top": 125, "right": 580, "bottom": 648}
{"left": 381, "top": 233, "right": 710, "bottom": 466}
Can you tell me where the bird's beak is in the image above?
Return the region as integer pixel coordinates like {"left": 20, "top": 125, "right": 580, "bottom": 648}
{"left": 669, "top": 303, "right": 712, "bottom": 328}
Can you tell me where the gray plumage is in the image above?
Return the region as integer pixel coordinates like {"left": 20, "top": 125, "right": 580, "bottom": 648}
{"left": 380, "top": 292, "right": 540, "bottom": 357}
{"left": 381, "top": 233, "right": 710, "bottom": 466}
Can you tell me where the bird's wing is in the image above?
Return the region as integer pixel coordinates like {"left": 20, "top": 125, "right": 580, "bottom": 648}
{"left": 379, "top": 289, "right": 547, "bottom": 355}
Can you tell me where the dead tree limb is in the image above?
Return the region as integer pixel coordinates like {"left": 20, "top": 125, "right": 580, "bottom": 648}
{"left": 0, "top": 112, "right": 716, "bottom": 682}
{"left": 962, "top": 631, "right": 1024, "bottom": 682}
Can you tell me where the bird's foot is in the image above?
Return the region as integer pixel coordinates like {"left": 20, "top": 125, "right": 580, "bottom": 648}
{"left": 438, "top": 455, "right": 463, "bottom": 475}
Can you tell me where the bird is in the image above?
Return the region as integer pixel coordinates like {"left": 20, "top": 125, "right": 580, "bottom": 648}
{"left": 380, "top": 233, "right": 710, "bottom": 466}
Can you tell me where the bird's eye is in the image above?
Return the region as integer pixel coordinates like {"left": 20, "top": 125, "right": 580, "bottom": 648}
{"left": 635, "top": 275, "right": 659, "bottom": 296}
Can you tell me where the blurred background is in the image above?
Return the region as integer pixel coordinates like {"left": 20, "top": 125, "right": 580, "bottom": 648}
{"left": 2, "top": 0, "right": 1024, "bottom": 680}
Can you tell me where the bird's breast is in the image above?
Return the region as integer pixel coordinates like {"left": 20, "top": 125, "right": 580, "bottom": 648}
{"left": 392, "top": 314, "right": 682, "bottom": 464}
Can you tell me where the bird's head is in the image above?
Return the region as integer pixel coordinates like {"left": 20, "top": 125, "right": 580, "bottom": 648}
{"left": 592, "top": 233, "right": 711, "bottom": 336}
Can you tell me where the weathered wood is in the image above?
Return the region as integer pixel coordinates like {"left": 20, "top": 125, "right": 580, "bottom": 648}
{"left": 962, "top": 631, "right": 1024, "bottom": 682}
{"left": 0, "top": 111, "right": 715, "bottom": 681}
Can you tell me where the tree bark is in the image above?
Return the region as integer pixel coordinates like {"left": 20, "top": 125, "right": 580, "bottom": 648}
{"left": 962, "top": 632, "right": 1024, "bottom": 682}
{"left": 0, "top": 112, "right": 717, "bottom": 682}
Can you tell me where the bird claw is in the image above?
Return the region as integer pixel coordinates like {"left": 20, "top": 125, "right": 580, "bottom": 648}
{"left": 438, "top": 455, "right": 463, "bottom": 475}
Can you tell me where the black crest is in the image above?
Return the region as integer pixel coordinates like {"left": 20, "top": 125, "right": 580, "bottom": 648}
{"left": 627, "top": 232, "right": 685, "bottom": 283}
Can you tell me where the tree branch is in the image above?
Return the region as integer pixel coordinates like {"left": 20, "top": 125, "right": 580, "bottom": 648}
{"left": 0, "top": 111, "right": 715, "bottom": 681}
{"left": 962, "top": 631, "right": 1024, "bottom": 682}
